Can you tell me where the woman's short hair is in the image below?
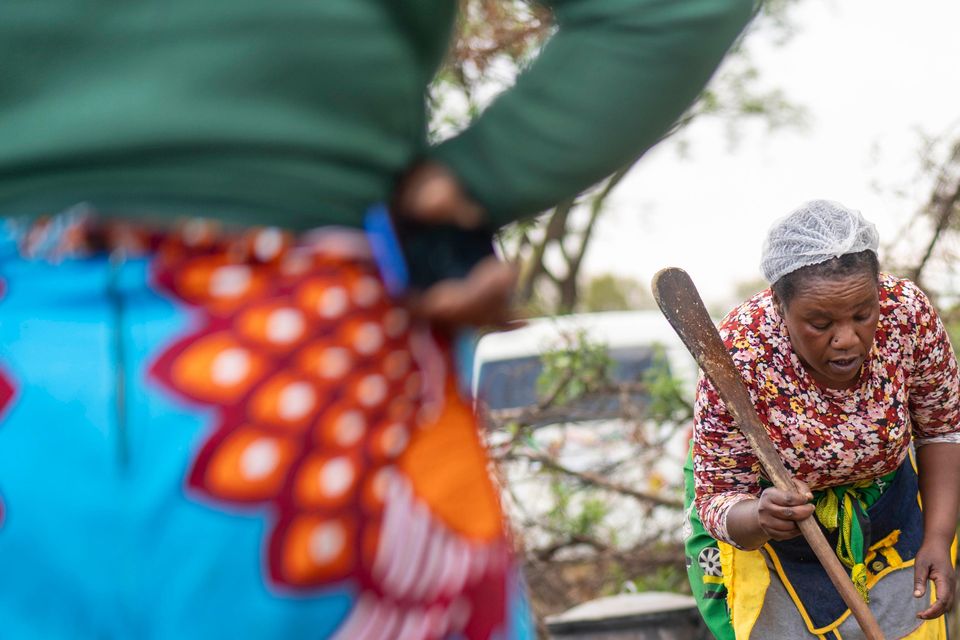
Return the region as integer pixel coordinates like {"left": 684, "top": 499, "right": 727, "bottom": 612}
{"left": 771, "top": 249, "right": 880, "bottom": 307}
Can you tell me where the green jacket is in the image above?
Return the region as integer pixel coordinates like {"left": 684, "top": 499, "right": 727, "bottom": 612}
{"left": 0, "top": 0, "right": 753, "bottom": 229}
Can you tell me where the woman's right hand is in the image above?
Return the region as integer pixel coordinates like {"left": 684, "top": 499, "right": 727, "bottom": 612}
{"left": 756, "top": 479, "right": 815, "bottom": 541}
{"left": 727, "top": 479, "right": 815, "bottom": 549}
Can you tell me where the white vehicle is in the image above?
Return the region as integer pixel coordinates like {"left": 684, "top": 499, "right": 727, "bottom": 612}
{"left": 472, "top": 310, "right": 697, "bottom": 414}
{"left": 471, "top": 310, "right": 700, "bottom": 549}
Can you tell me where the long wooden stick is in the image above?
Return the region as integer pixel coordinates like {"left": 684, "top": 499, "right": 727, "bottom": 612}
{"left": 652, "top": 267, "right": 884, "bottom": 640}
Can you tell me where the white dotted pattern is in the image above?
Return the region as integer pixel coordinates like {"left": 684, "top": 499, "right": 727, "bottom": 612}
{"left": 240, "top": 438, "right": 280, "bottom": 480}
{"left": 357, "top": 375, "right": 388, "bottom": 407}
{"left": 210, "top": 265, "right": 252, "bottom": 298}
{"left": 254, "top": 228, "right": 284, "bottom": 261}
{"left": 352, "top": 276, "right": 382, "bottom": 308}
{"left": 278, "top": 382, "right": 317, "bottom": 421}
{"left": 266, "top": 308, "right": 306, "bottom": 344}
{"left": 211, "top": 348, "right": 252, "bottom": 387}
{"left": 380, "top": 424, "right": 409, "bottom": 459}
{"left": 309, "top": 521, "right": 346, "bottom": 565}
{"left": 319, "top": 347, "right": 352, "bottom": 379}
{"left": 353, "top": 323, "right": 384, "bottom": 356}
{"left": 321, "top": 457, "right": 356, "bottom": 498}
{"left": 319, "top": 287, "right": 349, "bottom": 319}
{"left": 334, "top": 411, "right": 366, "bottom": 447}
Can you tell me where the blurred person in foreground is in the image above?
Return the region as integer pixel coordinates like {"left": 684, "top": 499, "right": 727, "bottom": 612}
{"left": 684, "top": 201, "right": 960, "bottom": 639}
{"left": 0, "top": 0, "right": 753, "bottom": 637}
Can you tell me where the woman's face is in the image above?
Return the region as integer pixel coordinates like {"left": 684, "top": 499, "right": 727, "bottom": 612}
{"left": 774, "top": 272, "right": 881, "bottom": 389}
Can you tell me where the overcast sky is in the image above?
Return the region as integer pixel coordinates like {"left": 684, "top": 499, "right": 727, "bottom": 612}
{"left": 585, "top": 0, "right": 960, "bottom": 309}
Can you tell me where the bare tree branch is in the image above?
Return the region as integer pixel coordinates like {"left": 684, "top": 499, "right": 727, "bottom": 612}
{"left": 517, "top": 199, "right": 574, "bottom": 303}
{"left": 910, "top": 142, "right": 960, "bottom": 285}
{"left": 503, "top": 450, "right": 683, "bottom": 509}
{"left": 534, "top": 533, "right": 611, "bottom": 561}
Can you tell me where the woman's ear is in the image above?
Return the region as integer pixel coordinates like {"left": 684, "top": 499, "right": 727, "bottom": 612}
{"left": 772, "top": 291, "right": 785, "bottom": 318}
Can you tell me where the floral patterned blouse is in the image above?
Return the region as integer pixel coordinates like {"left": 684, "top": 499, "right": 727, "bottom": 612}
{"left": 693, "top": 274, "right": 960, "bottom": 545}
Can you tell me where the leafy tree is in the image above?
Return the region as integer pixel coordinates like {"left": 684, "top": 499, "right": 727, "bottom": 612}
{"left": 578, "top": 273, "right": 656, "bottom": 313}
{"left": 433, "top": 0, "right": 807, "bottom": 315}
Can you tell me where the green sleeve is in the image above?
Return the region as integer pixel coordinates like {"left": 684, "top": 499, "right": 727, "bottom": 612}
{"left": 429, "top": 0, "right": 755, "bottom": 226}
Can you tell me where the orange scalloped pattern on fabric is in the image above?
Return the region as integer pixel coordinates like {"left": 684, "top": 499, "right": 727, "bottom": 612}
{"left": 150, "top": 240, "right": 407, "bottom": 588}
{"left": 148, "top": 228, "right": 512, "bottom": 638}
{"left": 399, "top": 380, "right": 503, "bottom": 542}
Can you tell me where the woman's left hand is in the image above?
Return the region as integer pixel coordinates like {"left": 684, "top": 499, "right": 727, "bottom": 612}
{"left": 393, "top": 161, "right": 486, "bottom": 230}
{"left": 913, "top": 541, "right": 956, "bottom": 619}
{"left": 408, "top": 255, "right": 517, "bottom": 329}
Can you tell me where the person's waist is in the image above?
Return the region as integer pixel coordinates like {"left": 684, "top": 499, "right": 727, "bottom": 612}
{"left": 0, "top": 205, "right": 375, "bottom": 264}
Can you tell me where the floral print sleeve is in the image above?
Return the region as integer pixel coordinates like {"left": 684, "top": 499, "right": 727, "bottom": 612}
{"left": 904, "top": 282, "right": 960, "bottom": 445}
{"left": 693, "top": 372, "right": 761, "bottom": 545}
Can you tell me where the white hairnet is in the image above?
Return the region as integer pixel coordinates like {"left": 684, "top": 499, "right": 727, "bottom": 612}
{"left": 760, "top": 200, "right": 880, "bottom": 284}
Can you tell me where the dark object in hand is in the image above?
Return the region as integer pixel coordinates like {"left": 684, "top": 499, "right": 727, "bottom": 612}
{"left": 395, "top": 218, "right": 496, "bottom": 289}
